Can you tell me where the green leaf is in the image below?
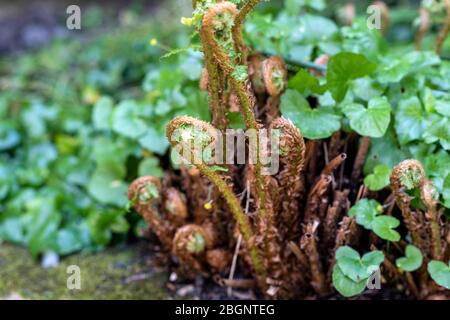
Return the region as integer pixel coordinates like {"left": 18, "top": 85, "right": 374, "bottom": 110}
{"left": 138, "top": 157, "right": 163, "bottom": 178}
{"left": 435, "top": 99, "right": 450, "bottom": 117}
{"left": 332, "top": 264, "right": 368, "bottom": 297}
{"left": 427, "top": 260, "right": 450, "bottom": 290}
{"left": 443, "top": 174, "right": 450, "bottom": 208}
{"left": 342, "top": 97, "right": 391, "bottom": 138}
{"left": 87, "top": 165, "right": 128, "bottom": 207}
{"left": 0, "top": 122, "right": 21, "bottom": 151}
{"left": 396, "top": 245, "right": 423, "bottom": 272}
{"left": 348, "top": 199, "right": 383, "bottom": 230}
{"left": 56, "top": 228, "right": 83, "bottom": 255}
{"left": 351, "top": 77, "right": 385, "bottom": 102}
{"left": 423, "top": 117, "right": 450, "bottom": 150}
{"left": 377, "top": 51, "right": 440, "bottom": 83}
{"left": 288, "top": 69, "right": 326, "bottom": 95}
{"left": 92, "top": 96, "right": 113, "bottom": 130}
{"left": 335, "top": 246, "right": 384, "bottom": 282}
{"left": 23, "top": 198, "right": 61, "bottom": 257}
{"left": 372, "top": 216, "right": 401, "bottom": 242}
{"left": 326, "top": 52, "right": 376, "bottom": 102}
{"left": 363, "top": 129, "right": 409, "bottom": 175}
{"left": 112, "top": 100, "right": 147, "bottom": 139}
{"left": 281, "top": 89, "right": 341, "bottom": 139}
{"left": 364, "top": 164, "right": 392, "bottom": 191}
{"left": 226, "top": 112, "right": 245, "bottom": 129}
{"left": 394, "top": 96, "right": 427, "bottom": 145}
{"left": 138, "top": 127, "right": 170, "bottom": 155}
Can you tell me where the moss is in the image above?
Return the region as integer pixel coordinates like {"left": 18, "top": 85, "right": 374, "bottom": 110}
{"left": 0, "top": 243, "right": 168, "bottom": 300}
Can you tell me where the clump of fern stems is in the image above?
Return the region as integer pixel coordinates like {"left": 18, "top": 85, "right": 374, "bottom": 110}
{"left": 128, "top": 0, "right": 450, "bottom": 299}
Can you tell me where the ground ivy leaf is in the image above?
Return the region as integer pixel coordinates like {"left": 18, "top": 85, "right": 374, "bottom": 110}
{"left": 423, "top": 117, "right": 450, "bottom": 150}
{"left": 435, "top": 99, "right": 450, "bottom": 117}
{"left": 396, "top": 245, "right": 423, "bottom": 272}
{"left": 280, "top": 89, "right": 341, "bottom": 139}
{"left": 394, "top": 96, "right": 427, "bottom": 145}
{"left": 332, "top": 264, "right": 368, "bottom": 297}
{"left": 342, "top": 97, "right": 391, "bottom": 138}
{"left": 92, "top": 96, "right": 113, "bottom": 130}
{"left": 326, "top": 52, "right": 377, "bottom": 102}
{"left": 372, "top": 215, "right": 401, "bottom": 242}
{"left": 87, "top": 165, "right": 128, "bottom": 207}
{"left": 335, "top": 246, "right": 384, "bottom": 282}
{"left": 288, "top": 68, "right": 326, "bottom": 95}
{"left": 348, "top": 199, "right": 383, "bottom": 230}
{"left": 363, "top": 128, "right": 409, "bottom": 175}
{"left": 351, "top": 77, "right": 385, "bottom": 102}
{"left": 364, "top": 164, "right": 392, "bottom": 191}
{"left": 138, "top": 157, "right": 163, "bottom": 178}
{"left": 138, "top": 127, "right": 170, "bottom": 155}
{"left": 377, "top": 51, "right": 441, "bottom": 83}
{"left": 427, "top": 260, "right": 450, "bottom": 290}
{"left": 112, "top": 100, "right": 147, "bottom": 139}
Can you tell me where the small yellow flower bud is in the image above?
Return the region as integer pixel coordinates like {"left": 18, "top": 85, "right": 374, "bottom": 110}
{"left": 149, "top": 38, "right": 158, "bottom": 46}
{"left": 180, "top": 17, "right": 194, "bottom": 26}
{"left": 204, "top": 201, "right": 213, "bottom": 210}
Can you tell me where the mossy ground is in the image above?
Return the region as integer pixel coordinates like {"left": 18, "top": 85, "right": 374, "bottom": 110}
{"left": 0, "top": 243, "right": 169, "bottom": 299}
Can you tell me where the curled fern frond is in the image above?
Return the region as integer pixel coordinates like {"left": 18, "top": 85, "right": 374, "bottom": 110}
{"left": 128, "top": 176, "right": 174, "bottom": 249}
{"left": 390, "top": 160, "right": 427, "bottom": 253}
{"left": 248, "top": 53, "right": 266, "bottom": 95}
{"left": 172, "top": 224, "right": 211, "bottom": 272}
{"left": 206, "top": 248, "right": 232, "bottom": 272}
{"left": 270, "top": 117, "right": 306, "bottom": 234}
{"left": 163, "top": 187, "right": 188, "bottom": 227}
{"left": 262, "top": 56, "right": 288, "bottom": 97}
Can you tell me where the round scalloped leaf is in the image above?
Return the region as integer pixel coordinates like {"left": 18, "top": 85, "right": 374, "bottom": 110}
{"left": 348, "top": 199, "right": 383, "bottom": 230}
{"left": 396, "top": 245, "right": 423, "bottom": 272}
{"left": 364, "top": 164, "right": 392, "bottom": 191}
{"left": 335, "top": 246, "right": 384, "bottom": 282}
{"left": 342, "top": 97, "right": 391, "bottom": 138}
{"left": 372, "top": 216, "right": 401, "bottom": 242}
{"left": 332, "top": 264, "right": 367, "bottom": 297}
{"left": 280, "top": 89, "right": 341, "bottom": 139}
{"left": 427, "top": 260, "right": 450, "bottom": 290}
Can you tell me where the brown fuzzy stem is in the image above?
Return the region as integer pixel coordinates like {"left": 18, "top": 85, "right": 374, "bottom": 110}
{"left": 351, "top": 136, "right": 371, "bottom": 183}
{"left": 301, "top": 221, "right": 328, "bottom": 296}
{"left": 422, "top": 179, "right": 443, "bottom": 260}
{"left": 435, "top": 0, "right": 450, "bottom": 54}
{"left": 304, "top": 174, "right": 332, "bottom": 224}
{"left": 198, "top": 163, "right": 265, "bottom": 278}
{"left": 415, "top": 7, "right": 430, "bottom": 50}
{"left": 322, "top": 153, "right": 347, "bottom": 176}
{"left": 232, "top": 0, "right": 260, "bottom": 63}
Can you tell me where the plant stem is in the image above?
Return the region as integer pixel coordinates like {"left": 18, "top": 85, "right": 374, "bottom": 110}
{"left": 197, "top": 163, "right": 266, "bottom": 278}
